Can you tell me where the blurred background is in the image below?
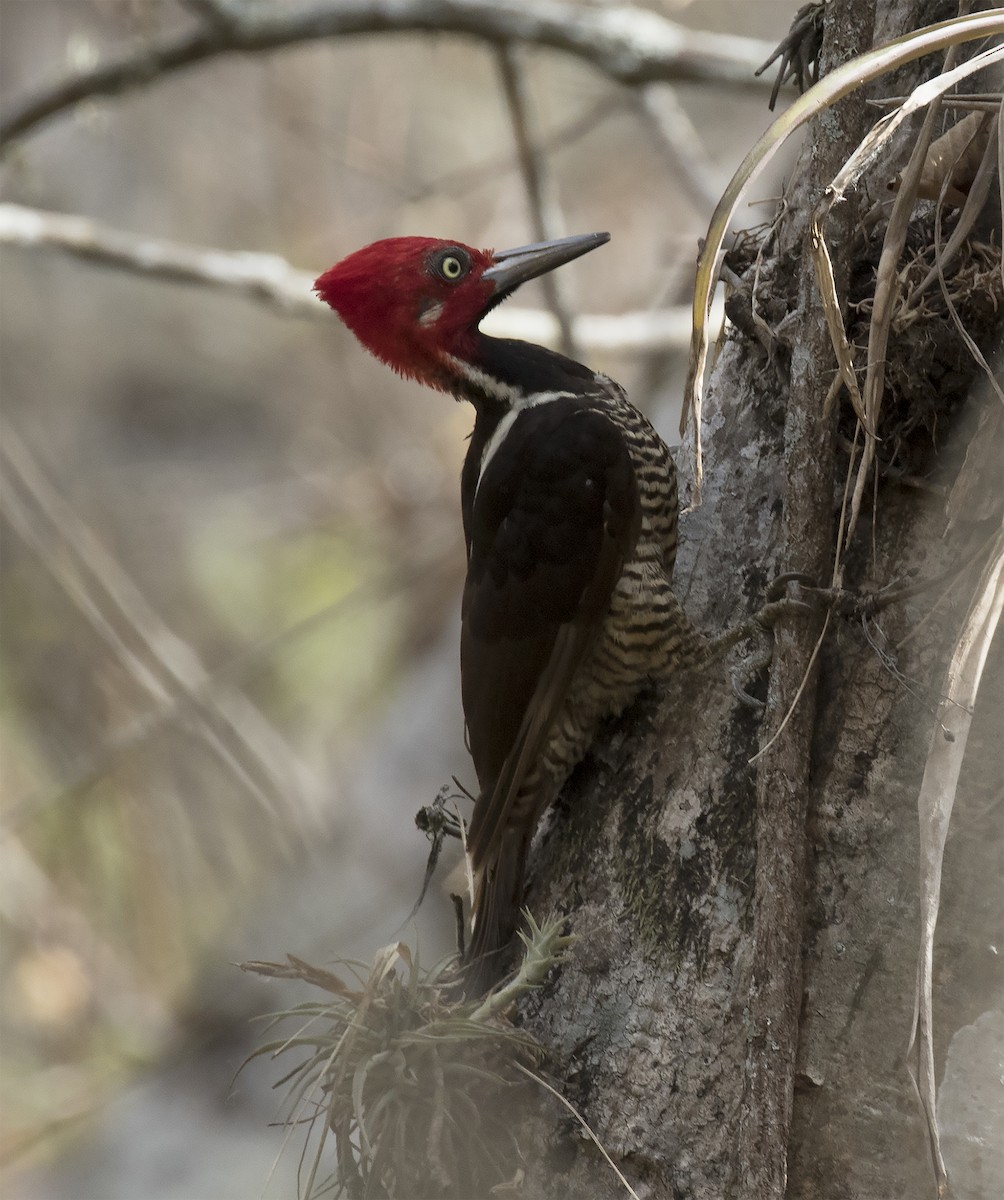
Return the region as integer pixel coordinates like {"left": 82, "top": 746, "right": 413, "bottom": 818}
{"left": 0, "top": 2, "right": 795, "bottom": 1195}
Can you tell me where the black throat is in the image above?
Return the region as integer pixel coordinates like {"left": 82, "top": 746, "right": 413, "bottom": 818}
{"left": 455, "top": 334, "right": 598, "bottom": 413}
{"left": 457, "top": 335, "right": 600, "bottom": 554}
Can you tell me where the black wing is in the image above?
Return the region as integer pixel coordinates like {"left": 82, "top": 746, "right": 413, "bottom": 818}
{"left": 460, "top": 401, "right": 640, "bottom": 870}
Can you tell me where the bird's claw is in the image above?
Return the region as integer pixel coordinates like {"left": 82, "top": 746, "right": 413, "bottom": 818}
{"left": 766, "top": 571, "right": 816, "bottom": 601}
{"left": 731, "top": 673, "right": 766, "bottom": 712}
{"left": 753, "top": 596, "right": 814, "bottom": 629}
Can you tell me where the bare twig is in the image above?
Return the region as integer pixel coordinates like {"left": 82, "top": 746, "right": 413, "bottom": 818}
{"left": 407, "top": 93, "right": 623, "bottom": 203}
{"left": 637, "top": 84, "right": 721, "bottom": 215}
{"left": 492, "top": 301, "right": 721, "bottom": 353}
{"left": 0, "top": 202, "right": 710, "bottom": 352}
{"left": 0, "top": 0, "right": 776, "bottom": 149}
{"left": 495, "top": 42, "right": 576, "bottom": 357}
{"left": 870, "top": 91, "right": 1004, "bottom": 111}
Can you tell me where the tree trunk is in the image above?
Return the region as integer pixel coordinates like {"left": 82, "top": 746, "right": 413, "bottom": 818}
{"left": 509, "top": 3, "right": 1004, "bottom": 1197}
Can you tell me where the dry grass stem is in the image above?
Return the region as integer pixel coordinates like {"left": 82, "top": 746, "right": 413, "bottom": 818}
{"left": 906, "top": 527, "right": 1004, "bottom": 1192}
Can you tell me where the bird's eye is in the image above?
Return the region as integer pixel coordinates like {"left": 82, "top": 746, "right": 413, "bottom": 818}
{"left": 437, "top": 252, "right": 468, "bottom": 282}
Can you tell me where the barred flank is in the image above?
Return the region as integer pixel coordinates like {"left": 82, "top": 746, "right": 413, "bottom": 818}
{"left": 519, "top": 389, "right": 702, "bottom": 826}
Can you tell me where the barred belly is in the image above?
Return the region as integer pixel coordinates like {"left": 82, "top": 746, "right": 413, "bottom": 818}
{"left": 531, "top": 528, "right": 703, "bottom": 813}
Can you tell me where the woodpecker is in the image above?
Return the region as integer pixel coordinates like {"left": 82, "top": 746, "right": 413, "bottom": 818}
{"left": 316, "top": 232, "right": 705, "bottom": 994}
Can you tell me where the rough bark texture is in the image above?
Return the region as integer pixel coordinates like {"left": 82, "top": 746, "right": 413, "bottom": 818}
{"left": 501, "top": 2, "right": 1003, "bottom": 1197}
{"left": 732, "top": 2, "right": 877, "bottom": 1192}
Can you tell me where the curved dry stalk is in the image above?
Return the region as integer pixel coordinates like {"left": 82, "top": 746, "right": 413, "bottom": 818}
{"left": 998, "top": 101, "right": 1004, "bottom": 287}
{"left": 808, "top": 225, "right": 867, "bottom": 430}
{"left": 906, "top": 526, "right": 1004, "bottom": 1194}
{"left": 748, "top": 611, "right": 831, "bottom": 766}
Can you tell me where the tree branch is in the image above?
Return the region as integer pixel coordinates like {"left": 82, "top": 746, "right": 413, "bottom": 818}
{"left": 0, "top": 0, "right": 777, "bottom": 148}
{"left": 177, "top": 0, "right": 242, "bottom": 31}
{"left": 0, "top": 201, "right": 319, "bottom": 312}
{"left": 0, "top": 202, "right": 717, "bottom": 352}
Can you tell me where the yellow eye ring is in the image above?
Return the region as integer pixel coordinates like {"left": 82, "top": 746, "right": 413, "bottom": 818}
{"left": 439, "top": 254, "right": 465, "bottom": 281}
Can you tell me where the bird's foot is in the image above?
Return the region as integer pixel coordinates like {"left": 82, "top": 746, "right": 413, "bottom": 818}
{"left": 765, "top": 570, "right": 816, "bottom": 601}
{"left": 731, "top": 666, "right": 770, "bottom": 712}
{"left": 797, "top": 573, "right": 916, "bottom": 618}
{"left": 707, "top": 583, "right": 814, "bottom": 665}
{"left": 752, "top": 594, "right": 816, "bottom": 631}
{"left": 713, "top": 576, "right": 817, "bottom": 707}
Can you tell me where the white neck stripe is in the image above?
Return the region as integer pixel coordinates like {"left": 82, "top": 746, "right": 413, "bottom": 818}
{"left": 476, "top": 390, "right": 575, "bottom": 497}
{"left": 442, "top": 355, "right": 521, "bottom": 407}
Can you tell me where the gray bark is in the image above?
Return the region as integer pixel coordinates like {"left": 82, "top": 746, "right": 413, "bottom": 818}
{"left": 503, "top": 3, "right": 1004, "bottom": 1197}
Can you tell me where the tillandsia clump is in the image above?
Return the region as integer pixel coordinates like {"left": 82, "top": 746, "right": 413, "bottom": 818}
{"left": 240, "top": 915, "right": 572, "bottom": 1199}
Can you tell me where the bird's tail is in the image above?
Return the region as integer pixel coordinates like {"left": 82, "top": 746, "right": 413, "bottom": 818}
{"left": 463, "top": 830, "right": 527, "bottom": 997}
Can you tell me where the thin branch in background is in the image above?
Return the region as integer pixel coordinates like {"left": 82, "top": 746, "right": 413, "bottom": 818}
{"left": 409, "top": 93, "right": 623, "bottom": 204}
{"left": 0, "top": 201, "right": 318, "bottom": 312}
{"left": 0, "top": 423, "right": 318, "bottom": 842}
{"left": 177, "top": 0, "right": 241, "bottom": 29}
{"left": 0, "top": 0, "right": 776, "bottom": 150}
{"left": 0, "top": 202, "right": 709, "bottom": 352}
{"left": 636, "top": 84, "right": 721, "bottom": 215}
{"left": 495, "top": 42, "right": 576, "bottom": 357}
{"left": 490, "top": 294, "right": 718, "bottom": 352}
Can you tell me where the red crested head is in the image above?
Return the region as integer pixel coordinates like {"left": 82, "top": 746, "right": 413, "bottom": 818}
{"left": 314, "top": 232, "right": 609, "bottom": 398}
{"left": 314, "top": 237, "right": 495, "bottom": 391}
